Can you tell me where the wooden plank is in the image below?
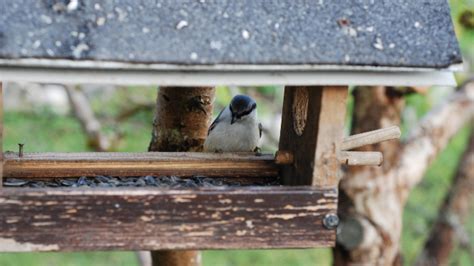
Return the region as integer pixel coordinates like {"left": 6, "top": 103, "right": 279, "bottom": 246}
{"left": 0, "top": 186, "right": 337, "bottom": 251}
{"left": 313, "top": 86, "right": 348, "bottom": 187}
{"left": 279, "top": 86, "right": 348, "bottom": 187}
{"left": 3, "top": 152, "right": 277, "bottom": 179}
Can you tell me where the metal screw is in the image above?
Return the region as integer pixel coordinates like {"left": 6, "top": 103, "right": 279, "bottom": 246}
{"left": 18, "top": 143, "right": 24, "bottom": 158}
{"left": 323, "top": 213, "right": 340, "bottom": 230}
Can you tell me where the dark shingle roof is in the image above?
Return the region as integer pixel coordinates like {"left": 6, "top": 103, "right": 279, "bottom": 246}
{"left": 0, "top": 0, "right": 462, "bottom": 69}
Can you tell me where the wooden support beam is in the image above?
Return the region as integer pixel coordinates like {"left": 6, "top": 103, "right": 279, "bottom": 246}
{"left": 279, "top": 86, "right": 348, "bottom": 187}
{"left": 3, "top": 152, "right": 277, "bottom": 179}
{"left": 0, "top": 186, "right": 337, "bottom": 251}
{"left": 341, "top": 126, "right": 401, "bottom": 151}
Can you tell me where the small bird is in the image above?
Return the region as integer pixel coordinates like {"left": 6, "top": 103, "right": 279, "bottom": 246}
{"left": 204, "top": 95, "right": 262, "bottom": 152}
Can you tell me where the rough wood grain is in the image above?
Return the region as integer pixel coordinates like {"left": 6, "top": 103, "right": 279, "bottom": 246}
{"left": 3, "top": 152, "right": 277, "bottom": 179}
{"left": 0, "top": 186, "right": 337, "bottom": 252}
{"left": 279, "top": 86, "right": 348, "bottom": 187}
{"left": 148, "top": 87, "right": 215, "bottom": 152}
{"left": 341, "top": 126, "right": 401, "bottom": 151}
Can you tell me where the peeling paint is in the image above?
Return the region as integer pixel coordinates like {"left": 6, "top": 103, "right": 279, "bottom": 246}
{"left": 0, "top": 238, "right": 59, "bottom": 252}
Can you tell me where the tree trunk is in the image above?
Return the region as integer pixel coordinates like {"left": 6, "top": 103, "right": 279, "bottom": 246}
{"left": 148, "top": 86, "right": 215, "bottom": 266}
{"left": 415, "top": 126, "right": 474, "bottom": 266}
{"left": 334, "top": 82, "right": 474, "bottom": 265}
{"left": 148, "top": 87, "right": 215, "bottom": 152}
{"left": 334, "top": 86, "right": 406, "bottom": 265}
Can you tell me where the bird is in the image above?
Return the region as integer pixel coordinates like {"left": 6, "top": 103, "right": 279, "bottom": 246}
{"left": 204, "top": 95, "right": 262, "bottom": 152}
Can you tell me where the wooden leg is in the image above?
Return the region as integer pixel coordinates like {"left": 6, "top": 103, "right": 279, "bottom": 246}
{"left": 279, "top": 86, "right": 348, "bottom": 187}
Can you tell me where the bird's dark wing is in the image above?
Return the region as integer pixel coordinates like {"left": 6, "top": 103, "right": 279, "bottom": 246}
{"left": 259, "top": 123, "right": 263, "bottom": 138}
{"left": 208, "top": 107, "right": 225, "bottom": 135}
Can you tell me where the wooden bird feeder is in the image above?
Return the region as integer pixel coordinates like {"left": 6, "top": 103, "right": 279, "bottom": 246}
{"left": 0, "top": 1, "right": 461, "bottom": 252}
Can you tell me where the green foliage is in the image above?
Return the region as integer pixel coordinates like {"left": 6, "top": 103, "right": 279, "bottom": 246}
{"left": 0, "top": 252, "right": 138, "bottom": 266}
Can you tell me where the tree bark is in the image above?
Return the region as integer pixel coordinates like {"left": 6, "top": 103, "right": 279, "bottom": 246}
{"left": 334, "top": 82, "right": 474, "bottom": 265}
{"left": 415, "top": 126, "right": 474, "bottom": 266}
{"left": 148, "top": 86, "right": 215, "bottom": 266}
{"left": 334, "top": 86, "right": 405, "bottom": 265}
{"left": 148, "top": 87, "right": 214, "bottom": 152}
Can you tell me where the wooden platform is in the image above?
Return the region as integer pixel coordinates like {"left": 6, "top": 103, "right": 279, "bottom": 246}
{"left": 0, "top": 186, "right": 337, "bottom": 251}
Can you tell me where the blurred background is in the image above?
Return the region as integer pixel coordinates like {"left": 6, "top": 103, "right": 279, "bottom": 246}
{"left": 1, "top": 0, "right": 473, "bottom": 265}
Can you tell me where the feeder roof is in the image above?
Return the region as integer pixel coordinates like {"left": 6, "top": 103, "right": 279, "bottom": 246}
{"left": 0, "top": 0, "right": 463, "bottom": 86}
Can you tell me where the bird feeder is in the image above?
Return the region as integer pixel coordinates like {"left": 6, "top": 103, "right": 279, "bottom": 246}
{"left": 0, "top": 1, "right": 461, "bottom": 252}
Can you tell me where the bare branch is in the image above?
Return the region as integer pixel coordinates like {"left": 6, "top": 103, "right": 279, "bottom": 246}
{"left": 415, "top": 126, "right": 474, "bottom": 265}
{"left": 399, "top": 81, "right": 474, "bottom": 189}
{"left": 64, "top": 85, "right": 111, "bottom": 151}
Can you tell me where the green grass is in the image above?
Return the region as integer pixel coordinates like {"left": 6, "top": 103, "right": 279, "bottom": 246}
{"left": 0, "top": 252, "right": 138, "bottom": 266}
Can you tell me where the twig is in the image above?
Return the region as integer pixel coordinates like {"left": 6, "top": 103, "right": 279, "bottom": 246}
{"left": 64, "top": 85, "right": 111, "bottom": 151}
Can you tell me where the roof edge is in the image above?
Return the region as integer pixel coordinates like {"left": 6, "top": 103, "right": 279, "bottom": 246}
{"left": 0, "top": 58, "right": 463, "bottom": 73}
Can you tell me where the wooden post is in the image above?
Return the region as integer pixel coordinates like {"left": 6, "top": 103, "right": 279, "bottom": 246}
{"left": 279, "top": 86, "right": 348, "bottom": 187}
{"left": 149, "top": 87, "right": 215, "bottom": 266}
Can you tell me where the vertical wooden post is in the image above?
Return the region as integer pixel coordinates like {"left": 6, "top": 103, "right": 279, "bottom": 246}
{"left": 149, "top": 86, "right": 215, "bottom": 266}
{"left": 279, "top": 86, "right": 348, "bottom": 187}
{"left": 0, "top": 82, "right": 3, "bottom": 187}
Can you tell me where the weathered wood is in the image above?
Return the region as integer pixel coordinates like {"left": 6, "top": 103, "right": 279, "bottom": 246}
{"left": 151, "top": 251, "right": 200, "bottom": 266}
{"left": 0, "top": 82, "right": 3, "bottom": 187}
{"left": 279, "top": 86, "right": 348, "bottom": 187}
{"left": 338, "top": 151, "right": 383, "bottom": 166}
{"left": 3, "top": 152, "right": 277, "bottom": 179}
{"left": 0, "top": 186, "right": 337, "bottom": 251}
{"left": 149, "top": 86, "right": 214, "bottom": 266}
{"left": 148, "top": 87, "right": 215, "bottom": 152}
{"left": 341, "top": 126, "right": 401, "bottom": 151}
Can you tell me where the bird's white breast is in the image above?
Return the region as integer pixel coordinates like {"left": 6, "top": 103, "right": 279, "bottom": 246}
{"left": 204, "top": 109, "right": 260, "bottom": 152}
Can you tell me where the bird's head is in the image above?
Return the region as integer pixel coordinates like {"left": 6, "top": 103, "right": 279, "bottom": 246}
{"left": 229, "top": 95, "right": 257, "bottom": 124}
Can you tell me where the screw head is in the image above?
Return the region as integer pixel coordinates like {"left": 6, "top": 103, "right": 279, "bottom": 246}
{"left": 323, "top": 213, "right": 340, "bottom": 229}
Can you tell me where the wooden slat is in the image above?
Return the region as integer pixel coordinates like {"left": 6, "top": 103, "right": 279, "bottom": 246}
{"left": 313, "top": 86, "right": 348, "bottom": 187}
{"left": 279, "top": 86, "right": 348, "bottom": 187}
{"left": 3, "top": 152, "right": 277, "bottom": 179}
{"left": 0, "top": 186, "right": 337, "bottom": 251}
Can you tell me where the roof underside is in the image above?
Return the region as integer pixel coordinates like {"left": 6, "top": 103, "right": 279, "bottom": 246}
{"left": 0, "top": 0, "right": 462, "bottom": 70}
